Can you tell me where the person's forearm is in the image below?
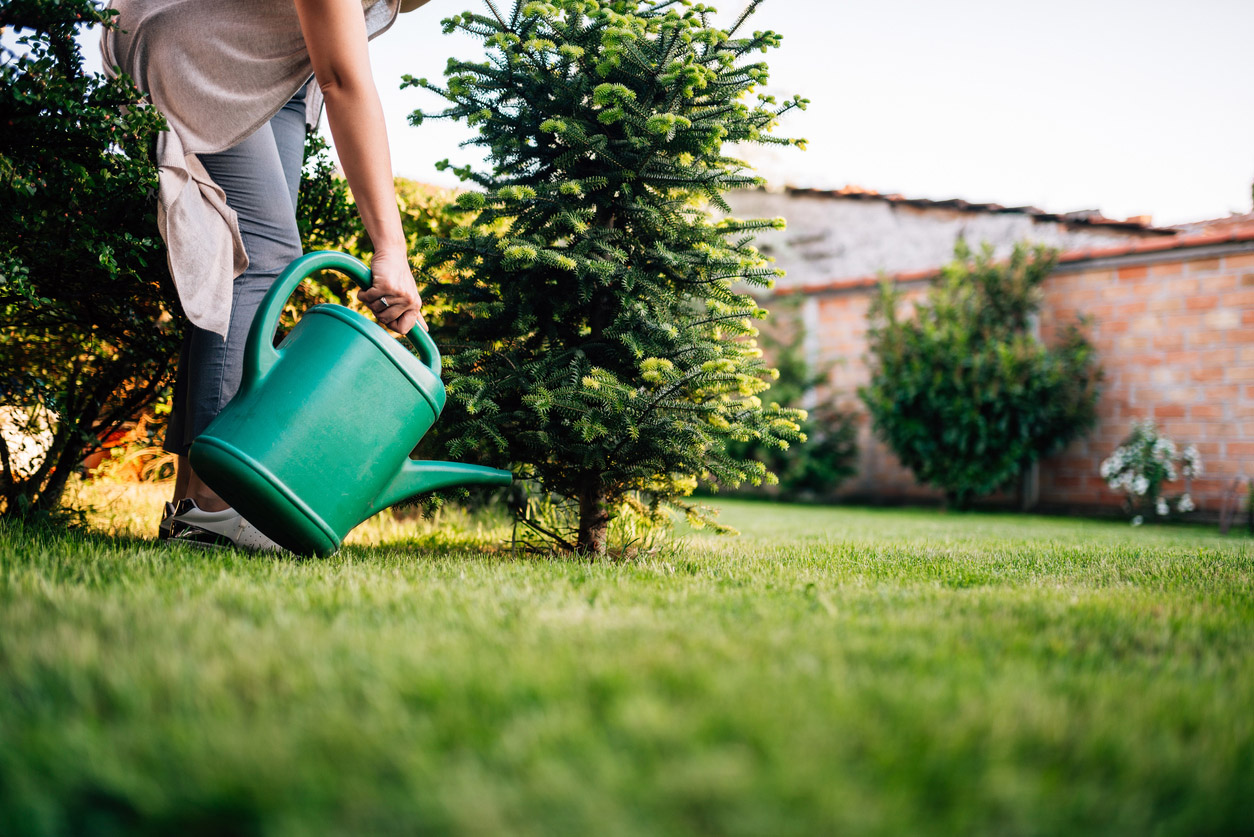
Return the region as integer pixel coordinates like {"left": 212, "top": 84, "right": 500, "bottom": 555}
{"left": 320, "top": 80, "right": 406, "bottom": 253}
{"left": 294, "top": 0, "right": 426, "bottom": 335}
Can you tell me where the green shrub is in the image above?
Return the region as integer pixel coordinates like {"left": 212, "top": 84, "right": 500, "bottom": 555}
{"left": 860, "top": 241, "right": 1101, "bottom": 508}
{"left": 0, "top": 0, "right": 179, "bottom": 518}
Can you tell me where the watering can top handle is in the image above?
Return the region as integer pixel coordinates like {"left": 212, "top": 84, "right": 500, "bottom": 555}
{"left": 245, "top": 250, "right": 441, "bottom": 383}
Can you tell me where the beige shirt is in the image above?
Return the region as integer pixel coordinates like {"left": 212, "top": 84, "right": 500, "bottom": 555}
{"left": 101, "top": 0, "right": 402, "bottom": 337}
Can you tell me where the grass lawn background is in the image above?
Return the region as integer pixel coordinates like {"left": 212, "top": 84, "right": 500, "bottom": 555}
{"left": 1, "top": 482, "right": 1251, "bottom": 835}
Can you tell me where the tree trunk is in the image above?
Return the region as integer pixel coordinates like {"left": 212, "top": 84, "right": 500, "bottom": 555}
{"left": 576, "top": 479, "right": 612, "bottom": 558}
{"left": 1020, "top": 460, "right": 1040, "bottom": 512}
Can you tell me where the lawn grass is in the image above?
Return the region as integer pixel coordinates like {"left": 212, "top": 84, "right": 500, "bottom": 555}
{"left": 1, "top": 483, "right": 1251, "bottom": 836}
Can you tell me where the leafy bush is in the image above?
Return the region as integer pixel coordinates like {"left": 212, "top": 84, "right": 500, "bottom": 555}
{"left": 1101, "top": 420, "right": 1200, "bottom": 524}
{"left": 860, "top": 241, "right": 1102, "bottom": 508}
{"left": 1, "top": 0, "right": 180, "bottom": 518}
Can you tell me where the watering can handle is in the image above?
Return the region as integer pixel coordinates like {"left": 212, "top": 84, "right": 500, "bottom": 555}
{"left": 244, "top": 250, "right": 442, "bottom": 384}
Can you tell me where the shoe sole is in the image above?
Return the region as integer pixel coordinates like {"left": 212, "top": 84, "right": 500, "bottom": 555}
{"left": 167, "top": 521, "right": 236, "bottom": 550}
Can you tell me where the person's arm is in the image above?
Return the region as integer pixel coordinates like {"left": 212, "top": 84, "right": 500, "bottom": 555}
{"left": 293, "top": 0, "right": 427, "bottom": 334}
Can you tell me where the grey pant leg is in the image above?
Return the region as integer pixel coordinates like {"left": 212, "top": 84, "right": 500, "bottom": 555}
{"left": 164, "top": 86, "right": 307, "bottom": 455}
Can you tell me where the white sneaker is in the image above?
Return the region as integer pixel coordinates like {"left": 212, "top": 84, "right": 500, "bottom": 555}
{"left": 166, "top": 498, "right": 284, "bottom": 552}
{"left": 158, "top": 500, "right": 176, "bottom": 542}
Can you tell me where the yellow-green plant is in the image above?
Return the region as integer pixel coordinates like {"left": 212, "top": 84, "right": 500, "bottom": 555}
{"left": 408, "top": 0, "right": 808, "bottom": 555}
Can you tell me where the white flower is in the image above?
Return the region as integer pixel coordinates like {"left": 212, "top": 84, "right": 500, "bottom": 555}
{"left": 1177, "top": 494, "right": 1195, "bottom": 513}
{"left": 1156, "top": 497, "right": 1169, "bottom": 516}
{"left": 1133, "top": 475, "right": 1149, "bottom": 496}
{"left": 1131, "top": 515, "right": 1144, "bottom": 527}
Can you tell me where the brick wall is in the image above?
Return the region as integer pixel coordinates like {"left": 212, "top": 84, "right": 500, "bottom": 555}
{"left": 773, "top": 237, "right": 1254, "bottom": 516}
{"left": 1035, "top": 247, "right": 1254, "bottom": 514}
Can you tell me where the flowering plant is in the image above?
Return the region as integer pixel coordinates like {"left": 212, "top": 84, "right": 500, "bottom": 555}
{"left": 1100, "top": 420, "right": 1201, "bottom": 524}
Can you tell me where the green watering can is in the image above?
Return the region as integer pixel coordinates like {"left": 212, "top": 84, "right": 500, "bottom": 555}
{"left": 189, "top": 250, "right": 513, "bottom": 555}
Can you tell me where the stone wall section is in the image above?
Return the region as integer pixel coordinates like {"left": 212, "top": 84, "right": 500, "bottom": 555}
{"left": 727, "top": 189, "right": 1167, "bottom": 292}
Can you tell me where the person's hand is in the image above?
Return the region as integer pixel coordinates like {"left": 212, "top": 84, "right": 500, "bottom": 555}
{"left": 356, "top": 247, "right": 428, "bottom": 335}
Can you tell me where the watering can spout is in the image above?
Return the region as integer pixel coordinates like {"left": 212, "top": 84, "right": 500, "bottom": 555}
{"left": 369, "top": 459, "right": 513, "bottom": 517}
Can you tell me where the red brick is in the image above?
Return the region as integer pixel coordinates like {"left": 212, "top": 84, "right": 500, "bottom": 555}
{"left": 1151, "top": 261, "right": 1184, "bottom": 277}
{"left": 1168, "top": 422, "right": 1205, "bottom": 438}
{"left": 1208, "top": 459, "right": 1250, "bottom": 476}
{"left": 1163, "top": 349, "right": 1203, "bottom": 364}
{"left": 1151, "top": 366, "right": 1181, "bottom": 384}
{"left": 1186, "top": 295, "right": 1219, "bottom": 311}
{"left": 1151, "top": 332, "right": 1182, "bottom": 351}
{"left": 1209, "top": 348, "right": 1239, "bottom": 364}
{"left": 1116, "top": 336, "right": 1151, "bottom": 352}
{"left": 1118, "top": 265, "right": 1149, "bottom": 280}
{"left": 1191, "top": 367, "right": 1226, "bottom": 383}
{"left": 1226, "top": 442, "right": 1254, "bottom": 457}
{"left": 1207, "top": 274, "right": 1239, "bottom": 292}
{"left": 1165, "top": 388, "right": 1200, "bottom": 404}
{"left": 1191, "top": 403, "right": 1225, "bottom": 419}
{"left": 1074, "top": 270, "right": 1114, "bottom": 285}
{"left": 1224, "top": 253, "right": 1254, "bottom": 270}
{"left": 1227, "top": 367, "right": 1254, "bottom": 382}
{"left": 1188, "top": 330, "right": 1227, "bottom": 349}
{"left": 1188, "top": 257, "right": 1222, "bottom": 273}
{"left": 1153, "top": 404, "right": 1187, "bottom": 419}
{"left": 1206, "top": 309, "right": 1241, "bottom": 330}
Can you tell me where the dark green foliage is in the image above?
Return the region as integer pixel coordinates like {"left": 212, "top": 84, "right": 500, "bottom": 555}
{"left": 296, "top": 130, "right": 361, "bottom": 255}
{"left": 408, "top": 0, "right": 808, "bottom": 554}
{"left": 293, "top": 134, "right": 470, "bottom": 318}
{"left": 0, "top": 0, "right": 180, "bottom": 518}
{"left": 285, "top": 130, "right": 370, "bottom": 320}
{"left": 724, "top": 296, "right": 856, "bottom": 499}
{"left": 860, "top": 241, "right": 1102, "bottom": 508}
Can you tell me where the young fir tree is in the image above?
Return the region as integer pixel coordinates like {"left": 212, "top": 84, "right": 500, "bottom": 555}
{"left": 406, "top": 0, "right": 807, "bottom": 555}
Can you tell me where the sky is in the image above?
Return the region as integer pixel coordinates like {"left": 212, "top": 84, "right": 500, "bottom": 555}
{"left": 363, "top": 0, "right": 1254, "bottom": 227}
{"left": 82, "top": 0, "right": 1254, "bottom": 227}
